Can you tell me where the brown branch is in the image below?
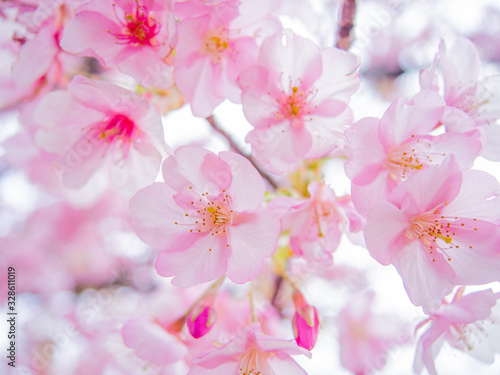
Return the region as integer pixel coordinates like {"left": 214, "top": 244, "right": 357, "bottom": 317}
{"left": 336, "top": 0, "right": 357, "bottom": 51}
{"left": 205, "top": 115, "right": 279, "bottom": 190}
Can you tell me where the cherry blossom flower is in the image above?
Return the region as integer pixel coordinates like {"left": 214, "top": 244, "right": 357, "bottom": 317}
{"left": 345, "top": 89, "right": 483, "bottom": 215}
{"left": 414, "top": 287, "right": 500, "bottom": 375}
{"left": 60, "top": 0, "right": 176, "bottom": 89}
{"left": 277, "top": 181, "right": 364, "bottom": 262}
{"left": 173, "top": 0, "right": 277, "bottom": 117}
{"left": 129, "top": 146, "right": 280, "bottom": 287}
{"left": 337, "top": 291, "right": 409, "bottom": 374}
{"left": 34, "top": 74, "right": 167, "bottom": 193}
{"left": 188, "top": 323, "right": 311, "bottom": 375}
{"left": 238, "top": 29, "right": 360, "bottom": 174}
{"left": 420, "top": 36, "right": 500, "bottom": 160}
{"left": 364, "top": 156, "right": 500, "bottom": 310}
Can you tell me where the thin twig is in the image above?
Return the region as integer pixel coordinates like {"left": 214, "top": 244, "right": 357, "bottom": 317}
{"left": 205, "top": 115, "right": 279, "bottom": 190}
{"left": 336, "top": 0, "right": 357, "bottom": 51}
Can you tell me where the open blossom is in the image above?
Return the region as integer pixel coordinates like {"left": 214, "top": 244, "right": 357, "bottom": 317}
{"left": 420, "top": 36, "right": 500, "bottom": 160}
{"left": 129, "top": 146, "right": 280, "bottom": 287}
{"left": 60, "top": 0, "right": 176, "bottom": 89}
{"left": 188, "top": 323, "right": 311, "bottom": 375}
{"left": 338, "top": 291, "right": 409, "bottom": 374}
{"left": 364, "top": 156, "right": 500, "bottom": 311}
{"left": 238, "top": 29, "right": 360, "bottom": 174}
{"left": 345, "top": 89, "right": 483, "bottom": 215}
{"left": 35, "top": 74, "right": 166, "bottom": 193}
{"left": 414, "top": 287, "right": 500, "bottom": 375}
{"left": 277, "top": 181, "right": 364, "bottom": 262}
{"left": 173, "top": 0, "right": 278, "bottom": 117}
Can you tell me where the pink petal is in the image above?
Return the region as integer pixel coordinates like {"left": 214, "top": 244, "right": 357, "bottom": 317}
{"left": 304, "top": 109, "right": 352, "bottom": 158}
{"left": 34, "top": 91, "right": 104, "bottom": 150}
{"left": 155, "top": 234, "right": 230, "bottom": 287}
{"left": 344, "top": 117, "right": 386, "bottom": 186}
{"left": 121, "top": 319, "right": 187, "bottom": 365}
{"left": 258, "top": 30, "right": 322, "bottom": 90}
{"left": 188, "top": 362, "right": 239, "bottom": 375}
{"left": 443, "top": 169, "right": 500, "bottom": 222}
{"left": 175, "top": 58, "right": 222, "bottom": 117}
{"left": 219, "top": 151, "right": 264, "bottom": 212}
{"left": 238, "top": 65, "right": 282, "bottom": 128}
{"left": 414, "top": 320, "right": 448, "bottom": 375}
{"left": 162, "top": 147, "right": 232, "bottom": 196}
{"left": 12, "top": 25, "right": 58, "bottom": 87}
{"left": 445, "top": 289, "right": 499, "bottom": 323}
{"left": 118, "top": 49, "right": 174, "bottom": 90}
{"left": 350, "top": 172, "right": 391, "bottom": 217}
{"left": 226, "top": 211, "right": 279, "bottom": 284}
{"left": 247, "top": 124, "right": 313, "bottom": 174}
{"left": 392, "top": 241, "right": 456, "bottom": 310}
{"left": 444, "top": 220, "right": 500, "bottom": 285}
{"left": 59, "top": 139, "right": 109, "bottom": 189}
{"left": 67, "top": 75, "right": 149, "bottom": 116}
{"left": 364, "top": 201, "right": 409, "bottom": 265}
{"left": 389, "top": 156, "right": 462, "bottom": 214}
{"left": 439, "top": 37, "right": 481, "bottom": 105}
{"left": 59, "top": 11, "right": 123, "bottom": 66}
{"left": 129, "top": 182, "right": 189, "bottom": 251}
{"left": 312, "top": 47, "right": 360, "bottom": 103}
{"left": 108, "top": 140, "right": 162, "bottom": 194}
{"left": 378, "top": 90, "right": 445, "bottom": 148}
{"left": 268, "top": 355, "right": 308, "bottom": 375}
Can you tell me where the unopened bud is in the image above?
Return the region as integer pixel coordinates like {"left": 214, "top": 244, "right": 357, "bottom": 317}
{"left": 187, "top": 305, "right": 217, "bottom": 339}
{"left": 292, "top": 291, "right": 319, "bottom": 350}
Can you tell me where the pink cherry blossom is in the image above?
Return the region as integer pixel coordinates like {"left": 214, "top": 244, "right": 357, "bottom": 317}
{"left": 60, "top": 0, "right": 176, "bottom": 89}
{"left": 420, "top": 36, "right": 500, "bottom": 161}
{"left": 173, "top": 0, "right": 275, "bottom": 117}
{"left": 414, "top": 287, "right": 500, "bottom": 375}
{"left": 188, "top": 323, "right": 311, "bottom": 375}
{"left": 345, "top": 89, "right": 483, "bottom": 216}
{"left": 34, "top": 74, "right": 166, "bottom": 193}
{"left": 337, "top": 291, "right": 409, "bottom": 374}
{"left": 129, "top": 146, "right": 280, "bottom": 287}
{"left": 276, "top": 181, "right": 364, "bottom": 262}
{"left": 238, "top": 29, "right": 360, "bottom": 174}
{"left": 364, "top": 156, "right": 500, "bottom": 310}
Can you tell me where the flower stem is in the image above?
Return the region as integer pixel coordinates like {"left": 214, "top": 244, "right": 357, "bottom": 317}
{"left": 205, "top": 115, "right": 279, "bottom": 190}
{"left": 250, "top": 280, "right": 257, "bottom": 323}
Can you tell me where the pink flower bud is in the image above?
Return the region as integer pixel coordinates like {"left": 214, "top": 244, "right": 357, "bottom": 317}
{"left": 292, "top": 291, "right": 320, "bottom": 350}
{"left": 187, "top": 305, "right": 217, "bottom": 339}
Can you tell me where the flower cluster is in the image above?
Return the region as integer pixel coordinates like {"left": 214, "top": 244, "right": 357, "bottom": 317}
{"left": 1, "top": 0, "right": 500, "bottom": 374}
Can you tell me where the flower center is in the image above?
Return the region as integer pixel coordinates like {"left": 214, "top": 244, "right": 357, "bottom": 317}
{"left": 96, "top": 114, "right": 135, "bottom": 143}
{"left": 238, "top": 350, "right": 269, "bottom": 375}
{"left": 201, "top": 28, "right": 232, "bottom": 64}
{"left": 110, "top": 3, "right": 160, "bottom": 46}
{"left": 405, "top": 205, "right": 478, "bottom": 262}
{"left": 174, "top": 189, "right": 234, "bottom": 244}
{"left": 386, "top": 136, "right": 445, "bottom": 182}
{"left": 276, "top": 86, "right": 310, "bottom": 121}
